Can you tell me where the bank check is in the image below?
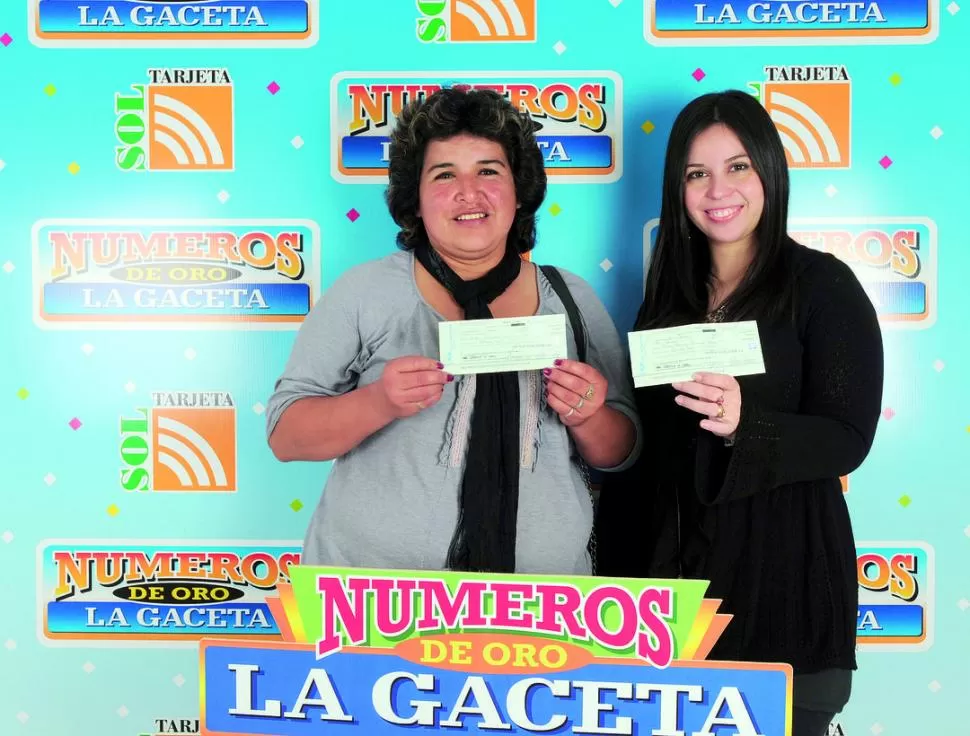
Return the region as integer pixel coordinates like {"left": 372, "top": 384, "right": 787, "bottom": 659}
{"left": 628, "top": 321, "right": 765, "bottom": 387}
{"left": 439, "top": 314, "right": 567, "bottom": 375}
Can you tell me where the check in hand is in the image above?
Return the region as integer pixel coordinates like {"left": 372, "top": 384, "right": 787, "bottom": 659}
{"left": 672, "top": 372, "right": 741, "bottom": 438}
{"left": 376, "top": 356, "right": 453, "bottom": 419}
{"left": 543, "top": 358, "right": 607, "bottom": 427}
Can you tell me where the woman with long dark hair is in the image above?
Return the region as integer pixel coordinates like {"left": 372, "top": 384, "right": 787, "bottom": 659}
{"left": 595, "top": 90, "right": 884, "bottom": 736}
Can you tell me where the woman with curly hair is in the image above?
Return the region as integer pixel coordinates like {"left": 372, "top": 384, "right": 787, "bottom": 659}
{"left": 266, "top": 87, "right": 641, "bottom": 575}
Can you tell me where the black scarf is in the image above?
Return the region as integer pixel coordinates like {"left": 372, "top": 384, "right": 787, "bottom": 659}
{"left": 415, "top": 243, "right": 522, "bottom": 573}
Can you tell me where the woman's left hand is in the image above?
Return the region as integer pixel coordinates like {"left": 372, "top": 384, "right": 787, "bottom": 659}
{"left": 672, "top": 372, "right": 742, "bottom": 438}
{"left": 543, "top": 359, "right": 607, "bottom": 427}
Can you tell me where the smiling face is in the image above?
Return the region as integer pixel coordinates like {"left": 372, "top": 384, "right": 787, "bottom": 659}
{"left": 418, "top": 133, "right": 518, "bottom": 265}
{"left": 683, "top": 123, "right": 765, "bottom": 252}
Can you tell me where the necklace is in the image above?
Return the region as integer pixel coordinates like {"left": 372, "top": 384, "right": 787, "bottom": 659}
{"left": 706, "top": 302, "right": 728, "bottom": 323}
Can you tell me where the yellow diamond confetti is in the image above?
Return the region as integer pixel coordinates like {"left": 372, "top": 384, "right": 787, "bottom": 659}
{"left": 290, "top": 499, "right": 303, "bottom": 512}
{"left": 889, "top": 73, "right": 902, "bottom": 86}
{"left": 107, "top": 504, "right": 120, "bottom": 517}
{"left": 44, "top": 84, "right": 56, "bottom": 96}
{"left": 898, "top": 495, "right": 911, "bottom": 508}
{"left": 549, "top": 203, "right": 562, "bottom": 216}
{"left": 641, "top": 120, "right": 656, "bottom": 134}
{"left": 16, "top": 388, "right": 28, "bottom": 400}
{"left": 67, "top": 162, "right": 80, "bottom": 175}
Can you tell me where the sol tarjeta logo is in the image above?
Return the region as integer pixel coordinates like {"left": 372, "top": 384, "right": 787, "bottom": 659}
{"left": 331, "top": 71, "right": 621, "bottom": 184}
{"left": 115, "top": 68, "right": 234, "bottom": 172}
{"left": 38, "top": 541, "right": 302, "bottom": 642}
{"left": 750, "top": 65, "right": 851, "bottom": 169}
{"left": 32, "top": 219, "right": 320, "bottom": 330}
{"left": 417, "top": 0, "right": 536, "bottom": 42}
{"left": 198, "top": 566, "right": 794, "bottom": 734}
{"left": 121, "top": 391, "right": 237, "bottom": 493}
{"left": 30, "top": 1, "right": 319, "bottom": 47}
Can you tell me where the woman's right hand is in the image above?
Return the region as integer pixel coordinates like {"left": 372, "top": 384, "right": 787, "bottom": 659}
{"left": 373, "top": 357, "right": 454, "bottom": 419}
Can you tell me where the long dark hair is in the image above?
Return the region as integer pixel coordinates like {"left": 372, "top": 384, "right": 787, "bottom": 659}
{"left": 385, "top": 87, "right": 547, "bottom": 255}
{"left": 637, "top": 90, "right": 795, "bottom": 329}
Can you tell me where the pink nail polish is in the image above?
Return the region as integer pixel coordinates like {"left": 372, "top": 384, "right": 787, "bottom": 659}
{"left": 554, "top": 359, "right": 563, "bottom": 366}
{"left": 447, "top": 374, "right": 455, "bottom": 382}
{"left": 436, "top": 362, "right": 444, "bottom": 369}
{"left": 542, "top": 368, "right": 551, "bottom": 376}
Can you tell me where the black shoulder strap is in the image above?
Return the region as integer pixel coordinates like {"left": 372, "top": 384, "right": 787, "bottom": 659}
{"left": 539, "top": 265, "right": 587, "bottom": 364}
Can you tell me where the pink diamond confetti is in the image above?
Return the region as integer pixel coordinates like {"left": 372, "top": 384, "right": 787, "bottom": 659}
{"left": 552, "top": 40, "right": 566, "bottom": 55}
{"left": 933, "top": 359, "right": 945, "bottom": 372}
{"left": 930, "top": 126, "right": 943, "bottom": 139}
{"left": 44, "top": 473, "right": 56, "bottom": 486}
{"left": 692, "top": 68, "right": 706, "bottom": 82}
{"left": 69, "top": 417, "right": 82, "bottom": 430}
{"left": 267, "top": 81, "right": 281, "bottom": 95}
{"left": 0, "top": 33, "right": 12, "bottom": 47}
{"left": 882, "top": 407, "right": 895, "bottom": 421}
{"left": 947, "top": 1, "right": 960, "bottom": 14}
{"left": 2, "top": 261, "right": 13, "bottom": 273}
{"left": 1, "top": 531, "right": 13, "bottom": 544}
{"left": 879, "top": 155, "right": 893, "bottom": 169}
{"left": 346, "top": 208, "right": 360, "bottom": 222}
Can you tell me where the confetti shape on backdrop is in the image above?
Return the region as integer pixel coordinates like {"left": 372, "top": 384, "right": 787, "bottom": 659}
{"left": 16, "top": 388, "right": 28, "bottom": 400}
{"left": 68, "top": 417, "right": 82, "bottom": 430}
{"left": 67, "top": 162, "right": 80, "bottom": 175}
{"left": 600, "top": 259, "right": 613, "bottom": 272}
{"left": 553, "top": 40, "right": 566, "bottom": 55}
{"left": 549, "top": 203, "right": 562, "bottom": 216}
{"left": 1, "top": 531, "right": 13, "bottom": 543}
{"left": 3, "top": 640, "right": 15, "bottom": 650}
{"left": 930, "top": 126, "right": 944, "bottom": 139}
{"left": 928, "top": 681, "right": 942, "bottom": 693}
{"left": 0, "top": 160, "right": 6, "bottom": 172}
{"left": 82, "top": 662, "right": 95, "bottom": 674}
{"left": 173, "top": 674, "right": 186, "bottom": 688}
{"left": 641, "top": 120, "right": 656, "bottom": 134}
{"left": 43, "top": 473, "right": 56, "bottom": 486}
{"left": 291, "top": 135, "right": 304, "bottom": 149}
{"left": 882, "top": 407, "right": 895, "bottom": 421}
{"left": 898, "top": 495, "right": 912, "bottom": 508}
{"left": 267, "top": 81, "right": 281, "bottom": 95}
{"left": 2, "top": 261, "right": 13, "bottom": 273}
{"left": 947, "top": 2, "right": 960, "bottom": 14}
{"left": 692, "top": 68, "right": 706, "bottom": 82}
{"left": 43, "top": 84, "right": 56, "bottom": 96}
{"left": 252, "top": 403, "right": 266, "bottom": 415}
{"left": 879, "top": 155, "right": 893, "bottom": 169}
{"left": 0, "top": 33, "right": 12, "bottom": 47}
{"left": 16, "top": 713, "right": 28, "bottom": 724}
{"left": 825, "top": 185, "right": 838, "bottom": 197}
{"left": 117, "top": 706, "right": 129, "bottom": 718}
{"left": 889, "top": 73, "right": 902, "bottom": 86}
{"left": 217, "top": 189, "right": 230, "bottom": 203}
{"left": 107, "top": 505, "right": 119, "bottom": 517}
{"left": 346, "top": 208, "right": 360, "bottom": 222}
{"left": 290, "top": 499, "right": 304, "bottom": 512}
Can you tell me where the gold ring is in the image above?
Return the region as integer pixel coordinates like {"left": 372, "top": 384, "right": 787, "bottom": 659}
{"left": 716, "top": 404, "right": 725, "bottom": 419}
{"left": 576, "top": 397, "right": 585, "bottom": 410}
{"left": 417, "top": 401, "right": 426, "bottom": 410}
{"left": 583, "top": 384, "right": 595, "bottom": 400}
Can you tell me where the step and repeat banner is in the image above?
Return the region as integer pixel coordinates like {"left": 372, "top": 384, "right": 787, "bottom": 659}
{"left": 0, "top": 1, "right": 967, "bottom": 735}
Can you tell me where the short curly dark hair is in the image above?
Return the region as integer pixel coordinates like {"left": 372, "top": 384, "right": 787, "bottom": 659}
{"left": 385, "top": 87, "right": 547, "bottom": 254}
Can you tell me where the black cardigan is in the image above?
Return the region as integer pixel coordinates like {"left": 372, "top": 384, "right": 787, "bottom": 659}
{"left": 595, "top": 244, "right": 884, "bottom": 674}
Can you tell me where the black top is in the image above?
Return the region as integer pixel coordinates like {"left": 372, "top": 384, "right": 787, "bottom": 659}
{"left": 595, "top": 244, "right": 884, "bottom": 676}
